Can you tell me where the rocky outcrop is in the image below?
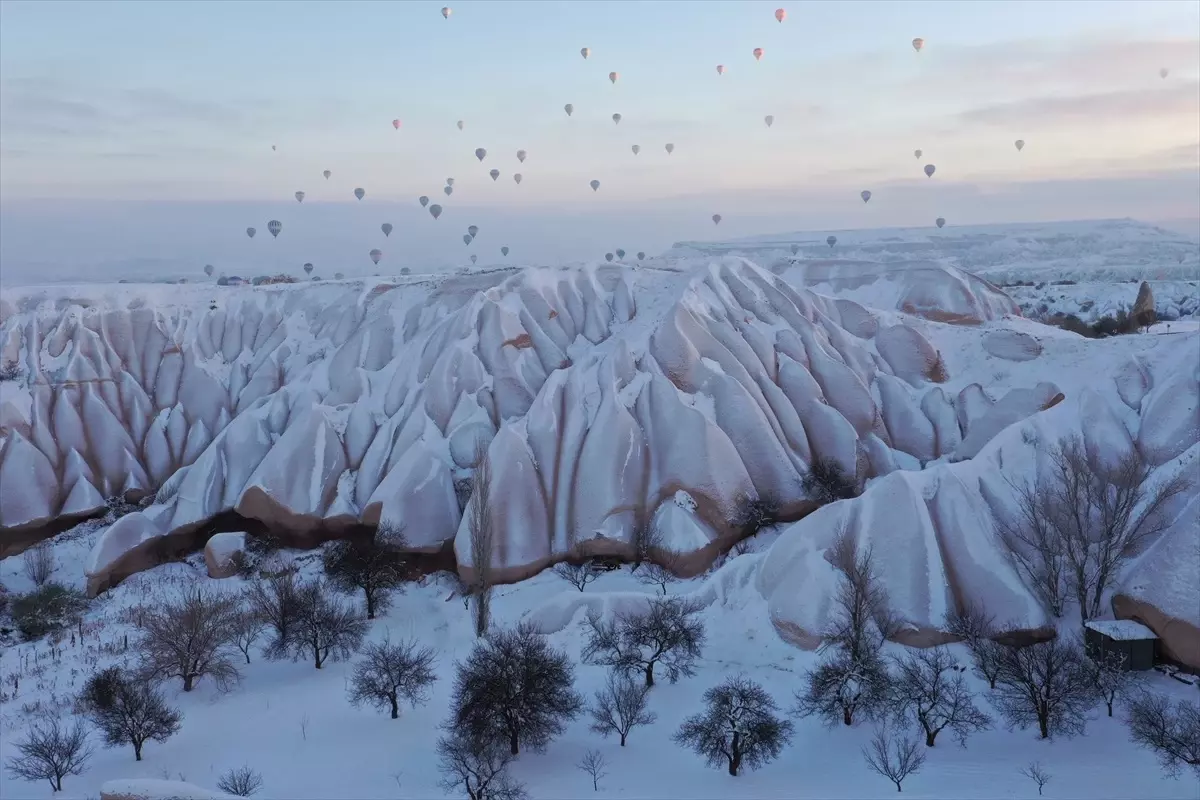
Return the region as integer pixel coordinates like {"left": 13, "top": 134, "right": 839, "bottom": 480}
{"left": 204, "top": 531, "right": 246, "bottom": 578}
{"left": 1132, "top": 280, "right": 1156, "bottom": 329}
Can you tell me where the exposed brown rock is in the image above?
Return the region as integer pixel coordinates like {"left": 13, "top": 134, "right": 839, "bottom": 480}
{"left": 1132, "top": 281, "right": 1157, "bottom": 329}
{"left": 1112, "top": 594, "right": 1200, "bottom": 670}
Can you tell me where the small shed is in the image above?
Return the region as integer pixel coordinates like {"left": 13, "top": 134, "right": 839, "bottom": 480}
{"left": 1084, "top": 619, "right": 1158, "bottom": 671}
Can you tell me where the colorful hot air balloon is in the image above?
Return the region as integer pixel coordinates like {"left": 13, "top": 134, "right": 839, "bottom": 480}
{"left": 441, "top": 6, "right": 451, "bottom": 18}
{"left": 912, "top": 37, "right": 924, "bottom": 52}
{"left": 514, "top": 173, "right": 522, "bottom": 184}
{"left": 608, "top": 72, "right": 619, "bottom": 84}
{"left": 370, "top": 249, "right": 382, "bottom": 265}
{"left": 665, "top": 143, "right": 675, "bottom": 154}
{"left": 303, "top": 262, "right": 313, "bottom": 274}
{"left": 935, "top": 217, "right": 946, "bottom": 228}
{"left": 468, "top": 225, "right": 479, "bottom": 237}
{"left": 712, "top": 214, "right": 722, "bottom": 225}
{"left": 637, "top": 252, "right": 645, "bottom": 260}
{"left": 564, "top": 103, "right": 574, "bottom": 116}
{"left": 775, "top": 8, "right": 786, "bottom": 22}
{"left": 501, "top": 246, "right": 509, "bottom": 256}
{"left": 204, "top": 264, "right": 214, "bottom": 276}
{"left": 790, "top": 244, "right": 799, "bottom": 255}
{"left": 612, "top": 113, "right": 622, "bottom": 125}
{"left": 392, "top": 119, "right": 401, "bottom": 130}
{"left": 323, "top": 170, "right": 331, "bottom": 179}
{"left": 444, "top": 186, "right": 454, "bottom": 196}
{"left": 382, "top": 223, "right": 393, "bottom": 237}
{"left": 295, "top": 191, "right": 305, "bottom": 203}
{"left": 475, "top": 148, "right": 487, "bottom": 162}
{"left": 267, "top": 220, "right": 282, "bottom": 238}
{"left": 457, "top": 120, "right": 465, "bottom": 130}
{"left": 516, "top": 149, "right": 527, "bottom": 163}
{"left": 246, "top": 227, "right": 256, "bottom": 238}
{"left": 716, "top": 64, "right": 726, "bottom": 75}
{"left": 631, "top": 145, "right": 641, "bottom": 155}
{"left": 354, "top": 188, "right": 365, "bottom": 200}
{"left": 580, "top": 47, "right": 590, "bottom": 59}
{"left": 827, "top": 235, "right": 837, "bottom": 247}
{"left": 924, "top": 164, "right": 936, "bottom": 177}
{"left": 605, "top": 253, "right": 614, "bottom": 262}
{"left": 764, "top": 115, "right": 774, "bottom": 127}
{"left": 1014, "top": 139, "right": 1025, "bottom": 151}
{"left": 615, "top": 249, "right": 626, "bottom": 259}
{"left": 914, "top": 149, "right": 922, "bottom": 159}
{"left": 489, "top": 169, "right": 500, "bottom": 181}
{"left": 753, "top": 47, "right": 764, "bottom": 61}
{"left": 463, "top": 234, "right": 472, "bottom": 245}
{"left": 861, "top": 190, "right": 872, "bottom": 203}
{"left": 1160, "top": 67, "right": 1169, "bottom": 78}
{"left": 590, "top": 179, "right": 600, "bottom": 191}
{"left": 419, "top": 196, "right": 429, "bottom": 207}
{"left": 429, "top": 204, "right": 443, "bottom": 219}
{"left": 470, "top": 255, "right": 477, "bottom": 264}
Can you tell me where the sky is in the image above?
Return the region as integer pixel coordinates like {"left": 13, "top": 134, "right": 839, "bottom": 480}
{"left": 0, "top": 0, "right": 1198, "bottom": 280}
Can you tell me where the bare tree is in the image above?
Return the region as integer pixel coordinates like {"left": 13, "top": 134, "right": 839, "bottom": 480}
{"left": 946, "top": 601, "right": 1008, "bottom": 689}
{"left": 246, "top": 570, "right": 303, "bottom": 661}
{"left": 862, "top": 726, "right": 926, "bottom": 793}
{"left": 468, "top": 441, "right": 495, "bottom": 637}
{"left": 1020, "top": 762, "right": 1051, "bottom": 796}
{"left": 992, "top": 637, "right": 1095, "bottom": 739}
{"left": 794, "top": 647, "right": 892, "bottom": 728}
{"left": 634, "top": 559, "right": 679, "bottom": 595}
{"left": 347, "top": 636, "right": 438, "bottom": 719}
{"left": 5, "top": 716, "right": 93, "bottom": 792}
{"left": 576, "top": 749, "right": 608, "bottom": 792}
{"left": 732, "top": 492, "right": 781, "bottom": 536}
{"left": 674, "top": 675, "right": 794, "bottom": 777}
{"left": 1126, "top": 692, "right": 1200, "bottom": 778}
{"left": 888, "top": 646, "right": 990, "bottom": 747}
{"left": 1087, "top": 650, "right": 1142, "bottom": 717}
{"left": 999, "top": 437, "right": 1190, "bottom": 622}
{"left": 76, "top": 667, "right": 182, "bottom": 761}
{"left": 217, "top": 765, "right": 264, "bottom": 797}
{"left": 230, "top": 603, "right": 265, "bottom": 665}
{"left": 802, "top": 457, "right": 859, "bottom": 505}
{"left": 321, "top": 523, "right": 408, "bottom": 619}
{"left": 552, "top": 560, "right": 600, "bottom": 592}
{"left": 582, "top": 596, "right": 706, "bottom": 688}
{"left": 137, "top": 588, "right": 240, "bottom": 692}
{"left": 289, "top": 580, "right": 367, "bottom": 669}
{"left": 436, "top": 732, "right": 527, "bottom": 800}
{"left": 450, "top": 623, "right": 583, "bottom": 755}
{"left": 589, "top": 670, "right": 657, "bottom": 746}
{"left": 23, "top": 542, "right": 55, "bottom": 587}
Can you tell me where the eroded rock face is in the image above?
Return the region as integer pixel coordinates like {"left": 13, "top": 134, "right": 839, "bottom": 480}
{"left": 204, "top": 531, "right": 246, "bottom": 579}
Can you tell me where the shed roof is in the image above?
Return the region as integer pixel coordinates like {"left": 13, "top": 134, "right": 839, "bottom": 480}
{"left": 1085, "top": 619, "right": 1158, "bottom": 641}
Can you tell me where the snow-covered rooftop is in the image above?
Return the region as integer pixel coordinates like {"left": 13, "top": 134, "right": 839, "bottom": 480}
{"left": 1085, "top": 619, "right": 1158, "bottom": 641}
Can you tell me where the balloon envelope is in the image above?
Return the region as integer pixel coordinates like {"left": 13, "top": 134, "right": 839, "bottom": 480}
{"left": 429, "top": 204, "right": 443, "bottom": 219}
{"left": 463, "top": 234, "right": 472, "bottom": 245}
{"left": 501, "top": 246, "right": 509, "bottom": 256}
{"left": 447, "top": 178, "right": 455, "bottom": 186}
{"left": 392, "top": 119, "right": 401, "bottom": 130}
{"left": 470, "top": 255, "right": 477, "bottom": 264}
{"left": 354, "top": 188, "right": 365, "bottom": 200}
{"left": 382, "top": 223, "right": 393, "bottom": 237}
{"left": 632, "top": 145, "right": 640, "bottom": 155}
{"left": 790, "top": 244, "right": 799, "bottom": 254}
{"left": 468, "top": 225, "right": 479, "bottom": 237}
{"left": 590, "top": 179, "right": 600, "bottom": 191}
{"left": 369, "top": 249, "right": 382, "bottom": 264}
{"left": 303, "top": 263, "right": 313, "bottom": 274}
{"left": 204, "top": 264, "right": 214, "bottom": 276}
{"left": 716, "top": 64, "right": 726, "bottom": 75}
{"left": 513, "top": 173, "right": 522, "bottom": 184}
{"left": 612, "top": 113, "right": 621, "bottom": 125}
{"left": 516, "top": 149, "right": 527, "bottom": 162}
{"left": 616, "top": 249, "right": 625, "bottom": 259}
{"left": 295, "top": 191, "right": 305, "bottom": 203}
{"left": 775, "top": 8, "right": 786, "bottom": 22}
{"left": 267, "top": 220, "right": 282, "bottom": 238}
{"left": 489, "top": 169, "right": 500, "bottom": 180}
{"left": 580, "top": 47, "right": 590, "bottom": 59}
{"left": 457, "top": 120, "right": 464, "bottom": 130}
{"left": 861, "top": 190, "right": 872, "bottom": 203}
{"left": 753, "top": 47, "right": 764, "bottom": 61}
{"left": 564, "top": 103, "right": 574, "bottom": 116}
{"left": 419, "top": 196, "right": 429, "bottom": 207}
{"left": 441, "top": 6, "right": 451, "bottom": 18}
{"left": 637, "top": 252, "right": 645, "bottom": 260}
{"left": 246, "top": 227, "right": 256, "bottom": 238}
{"left": 1160, "top": 67, "right": 1169, "bottom": 78}
{"left": 1014, "top": 139, "right": 1025, "bottom": 151}
{"left": 475, "top": 148, "right": 487, "bottom": 161}
{"left": 764, "top": 115, "right": 774, "bottom": 127}
{"left": 665, "top": 143, "right": 675, "bottom": 154}
{"left": 605, "top": 253, "right": 613, "bottom": 262}
{"left": 912, "top": 37, "right": 924, "bottom": 52}
{"left": 935, "top": 217, "right": 946, "bottom": 228}
{"left": 914, "top": 149, "right": 922, "bottom": 159}
{"left": 712, "top": 214, "right": 722, "bottom": 225}
{"left": 608, "top": 72, "right": 618, "bottom": 84}
{"left": 323, "top": 170, "right": 331, "bottom": 179}
{"left": 444, "top": 186, "right": 453, "bottom": 196}
{"left": 924, "top": 164, "right": 936, "bottom": 177}
{"left": 827, "top": 235, "right": 837, "bottom": 247}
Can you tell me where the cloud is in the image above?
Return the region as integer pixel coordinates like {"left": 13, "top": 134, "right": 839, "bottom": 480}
{"left": 958, "top": 81, "right": 1200, "bottom": 126}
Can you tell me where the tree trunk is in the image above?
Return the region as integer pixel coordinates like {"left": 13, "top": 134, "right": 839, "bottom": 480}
{"left": 729, "top": 731, "right": 741, "bottom": 776}
{"left": 315, "top": 647, "right": 323, "bottom": 669}
{"left": 366, "top": 589, "right": 376, "bottom": 620}
{"left": 53, "top": 774, "right": 62, "bottom": 792}
{"left": 1105, "top": 701, "right": 1113, "bottom": 717}
{"left": 925, "top": 728, "right": 937, "bottom": 747}
{"left": 183, "top": 674, "right": 194, "bottom": 692}
{"left": 894, "top": 779, "right": 903, "bottom": 792}
{"left": 244, "top": 650, "right": 252, "bottom": 664}
{"left": 134, "top": 739, "right": 143, "bottom": 761}
{"left": 644, "top": 663, "right": 655, "bottom": 688}
{"left": 1038, "top": 714, "right": 1049, "bottom": 739}
{"left": 619, "top": 732, "right": 627, "bottom": 746}
{"left": 390, "top": 695, "right": 399, "bottom": 719}
{"left": 509, "top": 729, "right": 520, "bottom": 756}
{"left": 843, "top": 706, "right": 853, "bottom": 726}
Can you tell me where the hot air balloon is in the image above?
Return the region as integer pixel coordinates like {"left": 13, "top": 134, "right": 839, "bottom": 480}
{"left": 564, "top": 103, "right": 574, "bottom": 116}
{"left": 204, "top": 264, "right": 214, "bottom": 276}
{"left": 590, "top": 179, "right": 600, "bottom": 191}
{"left": 753, "top": 48, "right": 764, "bottom": 61}
{"left": 924, "top": 164, "right": 936, "bottom": 177}
{"left": 616, "top": 249, "right": 626, "bottom": 259}
{"left": 712, "top": 214, "right": 722, "bottom": 225}
{"left": 914, "top": 149, "right": 922, "bottom": 159}
{"left": 463, "top": 234, "right": 472, "bottom": 245}
{"left": 489, "top": 169, "right": 500, "bottom": 181}
{"left": 665, "top": 143, "right": 675, "bottom": 154}
{"left": 304, "top": 263, "right": 314, "bottom": 274}
{"left": 580, "top": 47, "right": 590, "bottom": 59}
{"left": 354, "top": 188, "right": 365, "bottom": 200}
{"left": 716, "top": 65, "right": 726, "bottom": 75}
{"left": 632, "top": 145, "right": 641, "bottom": 155}
{"left": 790, "top": 244, "right": 799, "bottom": 255}
{"left": 612, "top": 113, "right": 622, "bottom": 125}
{"left": 827, "top": 235, "right": 837, "bottom": 247}
{"left": 514, "top": 174, "right": 522, "bottom": 184}
{"left": 392, "top": 119, "right": 401, "bottom": 130}
{"left": 501, "top": 246, "right": 509, "bottom": 256}
{"left": 861, "top": 190, "right": 872, "bottom": 203}
{"left": 419, "top": 196, "right": 429, "bottom": 207}
{"left": 468, "top": 225, "right": 479, "bottom": 237}
{"left": 382, "top": 223, "right": 393, "bottom": 237}
{"left": 912, "top": 38, "right": 924, "bottom": 52}
{"left": 447, "top": 178, "right": 455, "bottom": 186}
{"left": 935, "top": 217, "right": 946, "bottom": 228}
{"left": 637, "top": 252, "right": 645, "bottom": 260}
{"left": 470, "top": 255, "right": 477, "bottom": 264}
{"left": 444, "top": 186, "right": 454, "bottom": 196}
{"left": 370, "top": 249, "right": 382, "bottom": 265}
{"left": 323, "top": 170, "right": 331, "bottom": 179}
{"left": 268, "top": 220, "right": 282, "bottom": 238}
{"left": 271, "top": 145, "right": 276, "bottom": 151}
{"left": 246, "top": 227, "right": 256, "bottom": 238}
{"left": 1160, "top": 67, "right": 1169, "bottom": 78}
{"left": 295, "top": 191, "right": 305, "bottom": 203}
{"left": 764, "top": 115, "right": 774, "bottom": 127}
{"left": 516, "top": 149, "right": 527, "bottom": 163}
{"left": 475, "top": 148, "right": 487, "bottom": 162}
{"left": 441, "top": 6, "right": 451, "bottom": 18}
{"left": 1014, "top": 139, "right": 1025, "bottom": 152}
{"left": 608, "top": 72, "right": 619, "bottom": 84}
{"left": 775, "top": 8, "right": 786, "bottom": 22}
{"left": 605, "top": 253, "right": 614, "bottom": 262}
{"left": 429, "top": 204, "right": 443, "bottom": 219}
